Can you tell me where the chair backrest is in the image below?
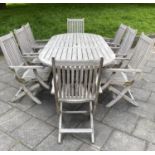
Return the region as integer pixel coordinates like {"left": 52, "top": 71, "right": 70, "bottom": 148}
{"left": 118, "top": 27, "right": 137, "bottom": 55}
{"left": 0, "top": 32, "right": 25, "bottom": 67}
{"left": 129, "top": 33, "right": 154, "bottom": 69}
{"left": 14, "top": 26, "right": 34, "bottom": 55}
{"left": 67, "top": 18, "right": 84, "bottom": 33}
{"left": 113, "top": 24, "right": 127, "bottom": 45}
{"left": 23, "top": 23, "right": 36, "bottom": 44}
{"left": 52, "top": 58, "right": 103, "bottom": 102}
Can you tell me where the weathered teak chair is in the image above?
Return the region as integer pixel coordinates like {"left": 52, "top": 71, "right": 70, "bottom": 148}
{"left": 14, "top": 27, "right": 39, "bottom": 58}
{"left": 52, "top": 58, "right": 103, "bottom": 143}
{"left": 67, "top": 18, "right": 84, "bottom": 33}
{"left": 108, "top": 27, "right": 137, "bottom": 68}
{"left": 105, "top": 24, "right": 127, "bottom": 47}
{"left": 113, "top": 27, "right": 137, "bottom": 57}
{"left": 101, "top": 33, "right": 154, "bottom": 108}
{"left": 23, "top": 23, "right": 48, "bottom": 49}
{"left": 0, "top": 32, "right": 51, "bottom": 104}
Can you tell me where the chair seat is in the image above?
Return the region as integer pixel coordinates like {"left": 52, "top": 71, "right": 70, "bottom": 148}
{"left": 51, "top": 82, "right": 99, "bottom": 101}
{"left": 22, "top": 66, "right": 51, "bottom": 82}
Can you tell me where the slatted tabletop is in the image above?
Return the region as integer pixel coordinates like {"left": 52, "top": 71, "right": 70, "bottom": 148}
{"left": 39, "top": 33, "right": 115, "bottom": 66}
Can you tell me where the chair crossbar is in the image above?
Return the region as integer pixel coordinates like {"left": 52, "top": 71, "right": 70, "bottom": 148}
{"left": 60, "top": 128, "right": 92, "bottom": 133}
{"left": 62, "top": 110, "right": 89, "bottom": 114}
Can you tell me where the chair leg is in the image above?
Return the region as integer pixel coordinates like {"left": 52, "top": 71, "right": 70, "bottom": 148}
{"left": 33, "top": 69, "right": 50, "bottom": 90}
{"left": 90, "top": 102, "right": 94, "bottom": 143}
{"left": 22, "top": 84, "right": 42, "bottom": 104}
{"left": 57, "top": 102, "right": 95, "bottom": 144}
{"left": 127, "top": 89, "right": 138, "bottom": 106}
{"left": 58, "top": 102, "right": 62, "bottom": 144}
{"left": 106, "top": 86, "right": 131, "bottom": 108}
{"left": 12, "top": 83, "right": 40, "bottom": 103}
{"left": 101, "top": 80, "right": 111, "bottom": 92}
{"left": 111, "top": 86, "right": 138, "bottom": 106}
{"left": 106, "top": 85, "right": 138, "bottom": 108}
{"left": 15, "top": 87, "right": 23, "bottom": 97}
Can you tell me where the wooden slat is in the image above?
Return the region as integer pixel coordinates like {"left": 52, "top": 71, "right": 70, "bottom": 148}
{"left": 67, "top": 66, "right": 70, "bottom": 98}
{"left": 87, "top": 66, "right": 93, "bottom": 97}
{"left": 57, "top": 66, "right": 61, "bottom": 98}
{"left": 76, "top": 66, "right": 79, "bottom": 97}
{"left": 84, "top": 66, "right": 88, "bottom": 97}
{"left": 71, "top": 67, "right": 74, "bottom": 97}
{"left": 62, "top": 66, "right": 66, "bottom": 98}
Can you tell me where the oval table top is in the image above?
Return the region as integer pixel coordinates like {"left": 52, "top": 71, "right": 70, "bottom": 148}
{"left": 39, "top": 33, "right": 115, "bottom": 66}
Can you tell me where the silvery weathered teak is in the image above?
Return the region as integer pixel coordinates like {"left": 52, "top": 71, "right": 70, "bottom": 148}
{"left": 0, "top": 32, "right": 51, "bottom": 104}
{"left": 52, "top": 58, "right": 103, "bottom": 143}
{"left": 39, "top": 33, "right": 115, "bottom": 67}
{"left": 105, "top": 24, "right": 127, "bottom": 46}
{"left": 115, "top": 27, "right": 137, "bottom": 57}
{"left": 14, "top": 27, "right": 38, "bottom": 58}
{"left": 101, "top": 33, "right": 154, "bottom": 107}
{"left": 23, "top": 23, "right": 48, "bottom": 49}
{"left": 67, "top": 18, "right": 84, "bottom": 33}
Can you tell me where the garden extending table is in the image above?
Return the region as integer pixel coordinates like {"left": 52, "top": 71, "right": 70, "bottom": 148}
{"left": 39, "top": 33, "right": 115, "bottom": 66}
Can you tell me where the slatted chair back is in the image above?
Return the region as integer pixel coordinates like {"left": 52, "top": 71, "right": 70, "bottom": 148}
{"left": 113, "top": 24, "right": 127, "bottom": 45}
{"left": 67, "top": 18, "right": 84, "bottom": 33}
{"left": 118, "top": 27, "right": 137, "bottom": 55}
{"left": 14, "top": 26, "right": 34, "bottom": 55}
{"left": 23, "top": 23, "right": 36, "bottom": 45}
{"left": 129, "top": 33, "right": 154, "bottom": 69}
{"left": 52, "top": 58, "right": 103, "bottom": 103}
{"left": 0, "top": 32, "right": 25, "bottom": 67}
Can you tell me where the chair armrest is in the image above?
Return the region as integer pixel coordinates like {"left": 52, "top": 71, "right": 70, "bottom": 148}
{"left": 36, "top": 39, "right": 49, "bottom": 43}
{"left": 23, "top": 55, "right": 38, "bottom": 58}
{"left": 116, "top": 53, "right": 127, "bottom": 57}
{"left": 22, "top": 53, "right": 38, "bottom": 59}
{"left": 111, "top": 46, "right": 120, "bottom": 51}
{"left": 107, "top": 42, "right": 120, "bottom": 47}
{"left": 106, "top": 68, "right": 142, "bottom": 73}
{"left": 115, "top": 57, "right": 130, "bottom": 60}
{"left": 32, "top": 45, "right": 44, "bottom": 50}
{"left": 10, "top": 65, "right": 44, "bottom": 70}
{"left": 104, "top": 37, "right": 113, "bottom": 42}
{"left": 23, "top": 53, "right": 39, "bottom": 56}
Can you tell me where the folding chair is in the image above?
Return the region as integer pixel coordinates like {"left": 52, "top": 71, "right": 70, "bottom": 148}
{"left": 0, "top": 32, "right": 51, "bottom": 104}
{"left": 23, "top": 23, "right": 48, "bottom": 50}
{"left": 67, "top": 18, "right": 84, "bottom": 33}
{"left": 108, "top": 27, "right": 137, "bottom": 68}
{"left": 52, "top": 58, "right": 103, "bottom": 143}
{"left": 101, "top": 33, "right": 154, "bottom": 108}
{"left": 105, "top": 24, "right": 127, "bottom": 47}
{"left": 113, "top": 27, "right": 137, "bottom": 57}
{"left": 14, "top": 26, "right": 44, "bottom": 64}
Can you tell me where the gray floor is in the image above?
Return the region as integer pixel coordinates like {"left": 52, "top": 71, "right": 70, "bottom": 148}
{"left": 0, "top": 53, "right": 155, "bottom": 151}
